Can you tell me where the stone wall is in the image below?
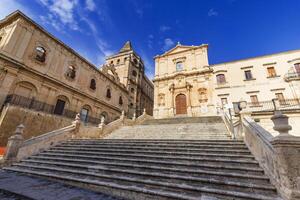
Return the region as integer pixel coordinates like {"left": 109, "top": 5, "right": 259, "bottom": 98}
{"left": 0, "top": 105, "right": 72, "bottom": 146}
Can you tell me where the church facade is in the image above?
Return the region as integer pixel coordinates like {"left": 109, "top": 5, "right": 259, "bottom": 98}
{"left": 153, "top": 43, "right": 300, "bottom": 118}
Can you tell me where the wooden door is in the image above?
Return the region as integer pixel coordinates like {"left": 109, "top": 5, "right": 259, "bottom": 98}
{"left": 53, "top": 99, "right": 65, "bottom": 115}
{"left": 175, "top": 94, "right": 187, "bottom": 115}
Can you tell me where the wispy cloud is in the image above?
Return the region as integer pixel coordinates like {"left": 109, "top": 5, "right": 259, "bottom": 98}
{"left": 37, "top": 0, "right": 80, "bottom": 31}
{"left": 0, "top": 0, "right": 33, "bottom": 19}
{"left": 85, "top": 0, "right": 96, "bottom": 11}
{"left": 208, "top": 8, "right": 218, "bottom": 17}
{"left": 147, "top": 34, "right": 154, "bottom": 49}
{"left": 160, "top": 25, "right": 171, "bottom": 32}
{"left": 162, "top": 38, "right": 175, "bottom": 51}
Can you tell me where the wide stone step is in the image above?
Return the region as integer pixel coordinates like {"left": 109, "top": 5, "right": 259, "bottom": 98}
{"left": 39, "top": 152, "right": 260, "bottom": 168}
{"left": 48, "top": 147, "right": 255, "bottom": 160}
{"left": 62, "top": 142, "right": 248, "bottom": 150}
{"left": 141, "top": 116, "right": 224, "bottom": 124}
{"left": 23, "top": 159, "right": 271, "bottom": 185}
{"left": 52, "top": 146, "right": 252, "bottom": 155}
{"left": 14, "top": 162, "right": 276, "bottom": 196}
{"left": 30, "top": 155, "right": 264, "bottom": 176}
{"left": 5, "top": 165, "right": 280, "bottom": 200}
{"left": 58, "top": 144, "right": 251, "bottom": 154}
{"left": 67, "top": 139, "right": 243, "bottom": 144}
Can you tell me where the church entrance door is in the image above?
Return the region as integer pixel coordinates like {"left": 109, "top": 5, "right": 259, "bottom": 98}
{"left": 175, "top": 94, "right": 187, "bottom": 115}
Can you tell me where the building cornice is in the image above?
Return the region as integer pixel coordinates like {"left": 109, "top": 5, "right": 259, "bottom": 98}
{"left": 153, "top": 68, "right": 213, "bottom": 82}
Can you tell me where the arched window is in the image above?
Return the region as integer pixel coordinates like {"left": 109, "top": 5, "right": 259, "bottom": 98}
{"left": 90, "top": 79, "right": 96, "bottom": 90}
{"left": 119, "top": 96, "right": 123, "bottom": 105}
{"left": 124, "top": 57, "right": 127, "bottom": 61}
{"left": 117, "top": 59, "right": 120, "bottom": 64}
{"left": 132, "top": 70, "right": 137, "bottom": 77}
{"left": 176, "top": 62, "right": 183, "bottom": 71}
{"left": 66, "top": 66, "right": 76, "bottom": 79}
{"left": 35, "top": 46, "right": 46, "bottom": 62}
{"left": 133, "top": 58, "right": 138, "bottom": 64}
{"left": 110, "top": 60, "right": 114, "bottom": 65}
{"left": 106, "top": 88, "right": 111, "bottom": 98}
{"left": 216, "top": 74, "right": 226, "bottom": 84}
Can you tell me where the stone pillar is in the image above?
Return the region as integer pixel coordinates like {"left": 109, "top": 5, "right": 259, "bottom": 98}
{"left": 270, "top": 110, "right": 300, "bottom": 199}
{"left": 3, "top": 124, "right": 25, "bottom": 164}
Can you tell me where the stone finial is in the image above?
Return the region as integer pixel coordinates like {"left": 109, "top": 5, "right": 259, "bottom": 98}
{"left": 143, "top": 108, "right": 146, "bottom": 115}
{"left": 15, "top": 124, "right": 25, "bottom": 135}
{"left": 75, "top": 113, "right": 80, "bottom": 121}
{"left": 132, "top": 113, "right": 136, "bottom": 121}
{"left": 271, "top": 110, "right": 292, "bottom": 137}
{"left": 98, "top": 116, "right": 105, "bottom": 129}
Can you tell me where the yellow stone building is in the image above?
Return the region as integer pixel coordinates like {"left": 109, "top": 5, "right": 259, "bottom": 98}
{"left": 153, "top": 43, "right": 300, "bottom": 119}
{"left": 0, "top": 11, "right": 153, "bottom": 145}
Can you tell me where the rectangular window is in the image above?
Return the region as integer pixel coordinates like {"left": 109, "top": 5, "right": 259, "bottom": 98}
{"left": 267, "top": 67, "right": 277, "bottom": 77}
{"left": 250, "top": 95, "right": 259, "bottom": 106}
{"left": 176, "top": 62, "right": 183, "bottom": 71}
{"left": 244, "top": 70, "right": 253, "bottom": 80}
{"left": 275, "top": 93, "right": 285, "bottom": 104}
{"left": 216, "top": 74, "right": 226, "bottom": 84}
{"left": 221, "top": 98, "right": 228, "bottom": 107}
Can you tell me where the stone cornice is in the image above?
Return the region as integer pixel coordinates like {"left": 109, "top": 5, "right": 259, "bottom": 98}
{"left": 153, "top": 68, "right": 213, "bottom": 82}
{"left": 0, "top": 53, "right": 124, "bottom": 113}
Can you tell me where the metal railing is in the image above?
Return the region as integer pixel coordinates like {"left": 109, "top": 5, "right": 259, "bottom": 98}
{"left": 4, "top": 94, "right": 100, "bottom": 124}
{"left": 284, "top": 72, "right": 300, "bottom": 81}
{"left": 243, "top": 98, "right": 300, "bottom": 113}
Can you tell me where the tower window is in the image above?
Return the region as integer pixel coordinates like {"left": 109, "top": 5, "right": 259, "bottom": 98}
{"left": 132, "top": 70, "right": 137, "bottom": 77}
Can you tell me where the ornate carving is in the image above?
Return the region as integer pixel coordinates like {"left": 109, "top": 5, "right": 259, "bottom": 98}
{"left": 198, "top": 88, "right": 208, "bottom": 103}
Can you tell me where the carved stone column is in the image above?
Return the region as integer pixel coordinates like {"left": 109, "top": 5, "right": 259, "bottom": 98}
{"left": 169, "top": 83, "right": 175, "bottom": 117}
{"left": 186, "top": 82, "right": 193, "bottom": 116}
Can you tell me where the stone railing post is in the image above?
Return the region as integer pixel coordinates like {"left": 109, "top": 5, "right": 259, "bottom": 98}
{"left": 270, "top": 110, "right": 300, "bottom": 200}
{"left": 4, "top": 124, "right": 25, "bottom": 164}
{"left": 120, "top": 110, "right": 125, "bottom": 122}
{"left": 72, "top": 113, "right": 81, "bottom": 137}
{"left": 98, "top": 116, "right": 105, "bottom": 129}
{"left": 142, "top": 108, "right": 146, "bottom": 116}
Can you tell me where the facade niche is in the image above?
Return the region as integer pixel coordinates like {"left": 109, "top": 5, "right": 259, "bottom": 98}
{"left": 35, "top": 46, "right": 46, "bottom": 62}
{"left": 198, "top": 88, "right": 208, "bottom": 103}
{"left": 158, "top": 93, "right": 165, "bottom": 106}
{"left": 119, "top": 96, "right": 123, "bottom": 105}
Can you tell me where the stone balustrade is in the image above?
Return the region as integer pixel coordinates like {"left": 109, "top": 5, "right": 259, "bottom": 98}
{"left": 240, "top": 111, "right": 300, "bottom": 200}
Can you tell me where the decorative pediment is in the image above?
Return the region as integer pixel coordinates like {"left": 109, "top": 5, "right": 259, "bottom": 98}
{"left": 162, "top": 45, "right": 193, "bottom": 56}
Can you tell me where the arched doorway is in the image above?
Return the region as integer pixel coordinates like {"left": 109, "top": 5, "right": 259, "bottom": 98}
{"left": 175, "top": 94, "right": 187, "bottom": 115}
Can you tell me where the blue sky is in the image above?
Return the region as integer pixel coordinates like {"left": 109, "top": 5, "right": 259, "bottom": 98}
{"left": 1, "top": 0, "right": 300, "bottom": 78}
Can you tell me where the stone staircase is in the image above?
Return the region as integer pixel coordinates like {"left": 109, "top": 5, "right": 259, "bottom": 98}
{"left": 106, "top": 116, "right": 231, "bottom": 140}
{"left": 3, "top": 117, "right": 282, "bottom": 200}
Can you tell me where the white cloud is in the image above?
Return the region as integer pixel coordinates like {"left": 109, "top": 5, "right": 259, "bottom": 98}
{"left": 85, "top": 0, "right": 96, "bottom": 11}
{"left": 160, "top": 25, "right": 171, "bottom": 32}
{"left": 0, "top": 0, "right": 33, "bottom": 19}
{"left": 162, "top": 38, "right": 175, "bottom": 51}
{"left": 37, "top": 0, "right": 79, "bottom": 30}
{"left": 208, "top": 8, "right": 218, "bottom": 17}
{"left": 147, "top": 34, "right": 154, "bottom": 49}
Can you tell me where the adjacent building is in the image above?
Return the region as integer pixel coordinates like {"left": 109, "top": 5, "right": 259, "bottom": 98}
{"left": 0, "top": 11, "right": 153, "bottom": 145}
{"left": 153, "top": 43, "right": 300, "bottom": 119}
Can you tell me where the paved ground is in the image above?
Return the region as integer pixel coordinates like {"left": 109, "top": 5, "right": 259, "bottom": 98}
{"left": 0, "top": 170, "right": 122, "bottom": 200}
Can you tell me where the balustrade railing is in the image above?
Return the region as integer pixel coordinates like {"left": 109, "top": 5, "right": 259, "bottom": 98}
{"left": 284, "top": 72, "right": 300, "bottom": 81}
{"left": 4, "top": 94, "right": 100, "bottom": 124}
